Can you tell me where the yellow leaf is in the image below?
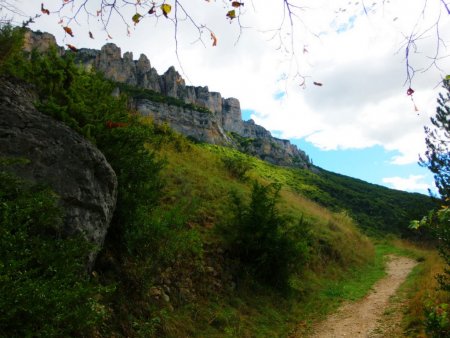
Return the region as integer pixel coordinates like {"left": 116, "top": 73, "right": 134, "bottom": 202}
{"left": 132, "top": 13, "right": 142, "bottom": 24}
{"left": 161, "top": 3, "right": 172, "bottom": 18}
{"left": 226, "top": 9, "right": 236, "bottom": 20}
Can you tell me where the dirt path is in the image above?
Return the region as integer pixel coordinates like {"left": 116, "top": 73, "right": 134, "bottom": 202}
{"left": 307, "top": 255, "right": 418, "bottom": 338}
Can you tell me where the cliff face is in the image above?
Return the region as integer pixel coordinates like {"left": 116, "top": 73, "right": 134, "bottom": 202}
{"left": 26, "top": 31, "right": 311, "bottom": 168}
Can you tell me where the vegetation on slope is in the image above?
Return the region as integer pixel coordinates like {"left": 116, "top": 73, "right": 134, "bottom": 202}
{"left": 0, "top": 25, "right": 441, "bottom": 337}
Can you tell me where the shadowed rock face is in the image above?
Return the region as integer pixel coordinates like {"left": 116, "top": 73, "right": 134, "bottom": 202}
{"left": 0, "top": 77, "right": 118, "bottom": 268}
{"left": 24, "top": 30, "right": 311, "bottom": 168}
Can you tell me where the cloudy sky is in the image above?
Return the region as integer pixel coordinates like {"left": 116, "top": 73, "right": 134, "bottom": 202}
{"left": 10, "top": 0, "right": 450, "bottom": 194}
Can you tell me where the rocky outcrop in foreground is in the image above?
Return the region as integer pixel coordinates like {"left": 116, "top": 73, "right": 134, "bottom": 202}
{"left": 0, "top": 77, "right": 118, "bottom": 267}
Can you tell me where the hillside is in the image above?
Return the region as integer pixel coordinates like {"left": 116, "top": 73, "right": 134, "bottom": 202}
{"left": 0, "top": 26, "right": 441, "bottom": 337}
{"left": 26, "top": 28, "right": 435, "bottom": 238}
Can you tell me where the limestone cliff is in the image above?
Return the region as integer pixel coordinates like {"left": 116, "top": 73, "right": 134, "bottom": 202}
{"left": 26, "top": 31, "right": 311, "bottom": 168}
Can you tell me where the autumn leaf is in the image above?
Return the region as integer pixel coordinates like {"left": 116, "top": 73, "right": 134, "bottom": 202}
{"left": 66, "top": 44, "right": 78, "bottom": 52}
{"left": 96, "top": 10, "right": 101, "bottom": 16}
{"left": 63, "top": 26, "right": 74, "bottom": 37}
{"left": 57, "top": 19, "right": 63, "bottom": 24}
{"left": 313, "top": 81, "right": 323, "bottom": 86}
{"left": 132, "top": 13, "right": 142, "bottom": 24}
{"left": 210, "top": 32, "right": 218, "bottom": 46}
{"left": 407, "top": 87, "right": 414, "bottom": 96}
{"left": 41, "top": 3, "right": 50, "bottom": 15}
{"left": 148, "top": 5, "right": 156, "bottom": 14}
{"left": 226, "top": 9, "right": 236, "bottom": 20}
{"left": 161, "top": 3, "right": 172, "bottom": 18}
{"left": 232, "top": 1, "right": 244, "bottom": 8}
{"left": 89, "top": 31, "right": 94, "bottom": 39}
{"left": 445, "top": 75, "right": 450, "bottom": 80}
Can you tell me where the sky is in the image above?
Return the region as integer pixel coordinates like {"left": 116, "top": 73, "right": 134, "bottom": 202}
{"left": 8, "top": 0, "right": 450, "bottom": 195}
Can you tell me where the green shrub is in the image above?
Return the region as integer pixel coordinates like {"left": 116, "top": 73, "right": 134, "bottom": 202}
{"left": 0, "top": 24, "right": 24, "bottom": 73}
{"left": 222, "top": 182, "right": 309, "bottom": 290}
{"left": 0, "top": 161, "right": 108, "bottom": 337}
{"left": 425, "top": 303, "right": 450, "bottom": 338}
{"left": 222, "top": 154, "right": 252, "bottom": 180}
{"left": 1, "top": 26, "right": 128, "bottom": 143}
{"left": 98, "top": 123, "right": 165, "bottom": 251}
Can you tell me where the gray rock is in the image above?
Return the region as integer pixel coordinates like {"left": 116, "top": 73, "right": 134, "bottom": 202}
{"left": 0, "top": 78, "right": 118, "bottom": 267}
{"left": 26, "top": 30, "right": 312, "bottom": 169}
{"left": 135, "top": 99, "right": 232, "bottom": 145}
{"left": 222, "top": 97, "right": 243, "bottom": 134}
{"left": 23, "top": 29, "right": 64, "bottom": 55}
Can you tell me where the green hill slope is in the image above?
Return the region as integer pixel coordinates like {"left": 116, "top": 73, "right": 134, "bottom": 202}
{"left": 0, "top": 26, "right": 438, "bottom": 337}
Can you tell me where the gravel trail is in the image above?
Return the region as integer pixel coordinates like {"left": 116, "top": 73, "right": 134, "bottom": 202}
{"left": 307, "top": 255, "right": 417, "bottom": 338}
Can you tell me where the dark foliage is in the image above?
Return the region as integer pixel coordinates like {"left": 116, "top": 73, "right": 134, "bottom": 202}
{"left": 0, "top": 160, "right": 108, "bottom": 337}
{"left": 421, "top": 80, "right": 450, "bottom": 201}
{"left": 294, "top": 167, "right": 437, "bottom": 237}
{"left": 223, "top": 182, "right": 308, "bottom": 290}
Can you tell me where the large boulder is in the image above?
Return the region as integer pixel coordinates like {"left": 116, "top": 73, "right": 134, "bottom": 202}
{"left": 0, "top": 77, "right": 118, "bottom": 267}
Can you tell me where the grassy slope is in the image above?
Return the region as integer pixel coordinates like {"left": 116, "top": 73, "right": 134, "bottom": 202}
{"left": 134, "top": 125, "right": 436, "bottom": 336}
{"left": 1, "top": 28, "right": 438, "bottom": 335}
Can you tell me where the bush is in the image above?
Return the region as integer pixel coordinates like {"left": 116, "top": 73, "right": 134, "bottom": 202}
{"left": 0, "top": 24, "right": 24, "bottom": 73}
{"left": 222, "top": 154, "right": 252, "bottom": 180}
{"left": 425, "top": 303, "right": 450, "bottom": 338}
{"left": 1, "top": 26, "right": 129, "bottom": 143}
{"left": 222, "top": 182, "right": 309, "bottom": 290}
{"left": 0, "top": 161, "right": 108, "bottom": 337}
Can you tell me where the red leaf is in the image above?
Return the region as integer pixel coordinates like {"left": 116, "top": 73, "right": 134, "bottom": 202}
{"left": 407, "top": 87, "right": 414, "bottom": 96}
{"left": 66, "top": 44, "right": 78, "bottom": 52}
{"left": 41, "top": 3, "right": 50, "bottom": 15}
{"left": 63, "top": 26, "right": 74, "bottom": 37}
{"left": 106, "top": 121, "right": 128, "bottom": 129}
{"left": 232, "top": 1, "right": 244, "bottom": 7}
{"left": 210, "top": 32, "right": 218, "bottom": 46}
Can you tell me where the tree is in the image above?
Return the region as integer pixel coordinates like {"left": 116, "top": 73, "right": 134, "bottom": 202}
{"left": 421, "top": 79, "right": 450, "bottom": 200}
{"left": 222, "top": 182, "right": 307, "bottom": 290}
{"left": 412, "top": 79, "right": 450, "bottom": 336}
{"left": 7, "top": 0, "right": 450, "bottom": 88}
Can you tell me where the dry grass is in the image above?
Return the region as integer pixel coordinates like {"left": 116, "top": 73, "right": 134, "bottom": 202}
{"left": 383, "top": 239, "right": 449, "bottom": 337}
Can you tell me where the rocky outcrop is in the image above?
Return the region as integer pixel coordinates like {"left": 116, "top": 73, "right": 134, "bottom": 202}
{"left": 136, "top": 99, "right": 232, "bottom": 145}
{"left": 23, "top": 30, "right": 64, "bottom": 55}
{"left": 0, "top": 77, "right": 118, "bottom": 267}
{"left": 24, "top": 30, "right": 311, "bottom": 168}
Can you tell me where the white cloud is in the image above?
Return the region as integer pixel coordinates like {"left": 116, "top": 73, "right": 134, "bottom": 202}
{"left": 382, "top": 175, "right": 431, "bottom": 192}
